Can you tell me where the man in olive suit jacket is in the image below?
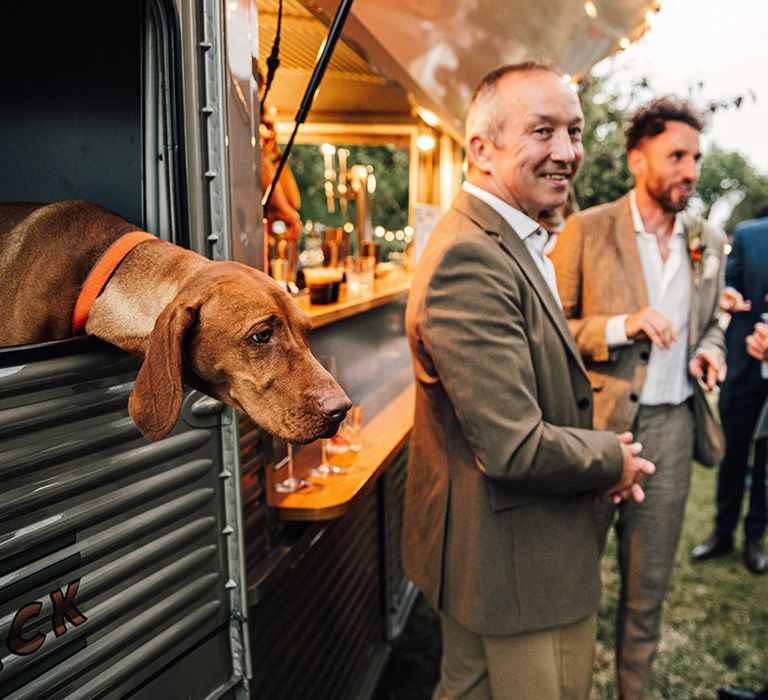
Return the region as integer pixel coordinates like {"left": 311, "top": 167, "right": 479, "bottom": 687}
{"left": 552, "top": 97, "right": 726, "bottom": 699}
{"left": 403, "top": 63, "right": 654, "bottom": 700}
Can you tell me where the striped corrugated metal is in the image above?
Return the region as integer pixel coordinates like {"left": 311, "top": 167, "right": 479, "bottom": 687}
{"left": 381, "top": 449, "right": 417, "bottom": 641}
{"left": 0, "top": 341, "right": 240, "bottom": 699}
{"left": 238, "top": 416, "right": 271, "bottom": 576}
{"left": 247, "top": 489, "right": 386, "bottom": 700}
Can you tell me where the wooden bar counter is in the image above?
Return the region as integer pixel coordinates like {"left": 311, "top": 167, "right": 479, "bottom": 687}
{"left": 268, "top": 383, "right": 414, "bottom": 520}
{"left": 296, "top": 268, "right": 412, "bottom": 328}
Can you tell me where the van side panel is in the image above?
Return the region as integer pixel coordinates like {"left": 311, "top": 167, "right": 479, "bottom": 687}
{"left": 0, "top": 341, "right": 240, "bottom": 699}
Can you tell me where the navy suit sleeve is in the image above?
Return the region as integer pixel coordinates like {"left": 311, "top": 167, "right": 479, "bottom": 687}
{"left": 725, "top": 227, "right": 745, "bottom": 292}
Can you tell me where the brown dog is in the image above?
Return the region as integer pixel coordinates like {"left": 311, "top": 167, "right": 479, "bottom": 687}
{"left": 0, "top": 200, "right": 351, "bottom": 442}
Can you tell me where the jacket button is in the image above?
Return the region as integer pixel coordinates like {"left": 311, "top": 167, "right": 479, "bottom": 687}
{"left": 578, "top": 397, "right": 590, "bottom": 410}
{"left": 629, "top": 392, "right": 639, "bottom": 402}
{"left": 640, "top": 351, "right": 650, "bottom": 361}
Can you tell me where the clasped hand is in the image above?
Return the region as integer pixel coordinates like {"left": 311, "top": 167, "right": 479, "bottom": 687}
{"left": 597, "top": 432, "right": 656, "bottom": 504}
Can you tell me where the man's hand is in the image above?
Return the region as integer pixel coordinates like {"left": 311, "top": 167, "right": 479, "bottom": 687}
{"left": 746, "top": 322, "right": 768, "bottom": 361}
{"left": 688, "top": 349, "right": 727, "bottom": 390}
{"left": 720, "top": 287, "right": 751, "bottom": 313}
{"left": 625, "top": 307, "right": 677, "bottom": 349}
{"left": 598, "top": 432, "right": 656, "bottom": 504}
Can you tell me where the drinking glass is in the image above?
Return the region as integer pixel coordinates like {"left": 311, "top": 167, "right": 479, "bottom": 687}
{"left": 274, "top": 443, "right": 311, "bottom": 493}
{"left": 342, "top": 404, "right": 363, "bottom": 452}
{"left": 345, "top": 255, "right": 375, "bottom": 296}
{"left": 309, "top": 354, "right": 346, "bottom": 478}
{"left": 310, "top": 436, "right": 343, "bottom": 478}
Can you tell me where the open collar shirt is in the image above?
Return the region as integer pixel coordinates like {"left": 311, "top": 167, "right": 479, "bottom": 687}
{"left": 621, "top": 189, "right": 693, "bottom": 405}
{"left": 462, "top": 181, "right": 561, "bottom": 307}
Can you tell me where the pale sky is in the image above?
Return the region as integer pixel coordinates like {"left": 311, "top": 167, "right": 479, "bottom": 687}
{"left": 592, "top": 0, "right": 768, "bottom": 174}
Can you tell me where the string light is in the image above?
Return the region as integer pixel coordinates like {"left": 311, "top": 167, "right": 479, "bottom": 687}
{"left": 416, "top": 134, "right": 436, "bottom": 152}
{"left": 418, "top": 108, "right": 439, "bottom": 127}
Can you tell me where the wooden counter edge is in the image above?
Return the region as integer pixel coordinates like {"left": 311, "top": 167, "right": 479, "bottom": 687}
{"left": 270, "top": 384, "right": 415, "bottom": 521}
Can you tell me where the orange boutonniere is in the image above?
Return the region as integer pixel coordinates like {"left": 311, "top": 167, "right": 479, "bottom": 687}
{"left": 686, "top": 219, "right": 706, "bottom": 271}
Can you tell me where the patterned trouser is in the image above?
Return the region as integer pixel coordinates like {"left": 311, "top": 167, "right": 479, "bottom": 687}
{"left": 594, "top": 401, "right": 695, "bottom": 700}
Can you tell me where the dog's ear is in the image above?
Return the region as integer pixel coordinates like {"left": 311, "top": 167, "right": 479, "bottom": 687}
{"left": 128, "top": 300, "right": 198, "bottom": 440}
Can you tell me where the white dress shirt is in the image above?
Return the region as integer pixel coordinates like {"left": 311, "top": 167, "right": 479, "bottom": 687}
{"left": 605, "top": 190, "right": 692, "bottom": 405}
{"left": 462, "top": 182, "right": 561, "bottom": 306}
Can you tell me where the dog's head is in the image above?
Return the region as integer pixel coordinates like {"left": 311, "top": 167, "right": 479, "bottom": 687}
{"left": 128, "top": 262, "right": 351, "bottom": 442}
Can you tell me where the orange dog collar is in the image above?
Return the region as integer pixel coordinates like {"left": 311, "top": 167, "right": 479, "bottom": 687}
{"left": 71, "top": 231, "right": 156, "bottom": 335}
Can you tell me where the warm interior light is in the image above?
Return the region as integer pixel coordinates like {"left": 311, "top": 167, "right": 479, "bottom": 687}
{"left": 619, "top": 37, "right": 631, "bottom": 49}
{"left": 416, "top": 134, "right": 436, "bottom": 152}
{"left": 562, "top": 74, "right": 572, "bottom": 84}
{"left": 418, "top": 108, "right": 439, "bottom": 127}
{"left": 584, "top": 1, "right": 597, "bottom": 18}
{"left": 724, "top": 243, "right": 732, "bottom": 256}
{"left": 320, "top": 143, "right": 336, "bottom": 157}
{"left": 375, "top": 226, "right": 386, "bottom": 238}
{"left": 645, "top": 8, "right": 657, "bottom": 24}
{"left": 343, "top": 221, "right": 354, "bottom": 233}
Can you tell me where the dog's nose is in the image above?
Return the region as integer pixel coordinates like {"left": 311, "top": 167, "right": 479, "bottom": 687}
{"left": 319, "top": 393, "right": 353, "bottom": 422}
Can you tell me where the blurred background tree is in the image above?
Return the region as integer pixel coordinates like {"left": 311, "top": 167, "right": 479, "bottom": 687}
{"left": 573, "top": 71, "right": 768, "bottom": 232}
{"left": 573, "top": 73, "right": 634, "bottom": 209}
{"left": 290, "top": 143, "right": 410, "bottom": 232}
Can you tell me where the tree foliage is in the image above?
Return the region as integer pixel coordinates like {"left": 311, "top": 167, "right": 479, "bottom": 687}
{"left": 697, "top": 145, "right": 768, "bottom": 229}
{"left": 288, "top": 143, "right": 410, "bottom": 232}
{"left": 573, "top": 74, "right": 634, "bottom": 210}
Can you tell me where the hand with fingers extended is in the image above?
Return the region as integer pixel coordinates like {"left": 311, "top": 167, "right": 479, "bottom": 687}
{"left": 746, "top": 322, "right": 768, "bottom": 361}
{"left": 688, "top": 348, "right": 727, "bottom": 391}
{"left": 624, "top": 307, "right": 677, "bottom": 349}
{"left": 719, "top": 287, "right": 752, "bottom": 314}
{"left": 597, "top": 432, "right": 656, "bottom": 504}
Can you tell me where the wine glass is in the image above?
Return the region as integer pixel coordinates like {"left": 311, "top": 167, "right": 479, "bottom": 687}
{"left": 342, "top": 404, "right": 363, "bottom": 452}
{"left": 310, "top": 353, "right": 346, "bottom": 478}
{"left": 274, "top": 443, "right": 311, "bottom": 493}
{"left": 310, "top": 435, "right": 343, "bottom": 478}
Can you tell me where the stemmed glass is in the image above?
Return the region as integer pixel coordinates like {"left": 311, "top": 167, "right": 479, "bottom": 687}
{"left": 310, "top": 353, "right": 346, "bottom": 478}
{"left": 274, "top": 443, "right": 311, "bottom": 493}
{"left": 342, "top": 404, "right": 363, "bottom": 452}
{"left": 310, "top": 435, "right": 344, "bottom": 478}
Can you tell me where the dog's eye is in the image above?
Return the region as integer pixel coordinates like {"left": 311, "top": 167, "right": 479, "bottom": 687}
{"left": 251, "top": 328, "right": 273, "bottom": 344}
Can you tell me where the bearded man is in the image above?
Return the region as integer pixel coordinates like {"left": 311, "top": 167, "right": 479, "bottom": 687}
{"left": 551, "top": 97, "right": 727, "bottom": 699}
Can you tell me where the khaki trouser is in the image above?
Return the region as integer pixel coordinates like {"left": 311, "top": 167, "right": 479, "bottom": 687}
{"left": 433, "top": 611, "right": 597, "bottom": 700}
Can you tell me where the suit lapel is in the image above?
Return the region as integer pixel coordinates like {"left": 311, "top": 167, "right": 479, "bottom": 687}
{"left": 612, "top": 195, "right": 649, "bottom": 309}
{"left": 452, "top": 191, "right": 586, "bottom": 371}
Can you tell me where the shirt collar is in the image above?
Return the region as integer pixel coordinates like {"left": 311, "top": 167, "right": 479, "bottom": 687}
{"left": 629, "top": 189, "right": 685, "bottom": 238}
{"left": 462, "top": 181, "right": 542, "bottom": 241}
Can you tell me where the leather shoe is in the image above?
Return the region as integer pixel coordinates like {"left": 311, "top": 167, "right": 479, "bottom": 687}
{"left": 719, "top": 685, "right": 768, "bottom": 699}
{"left": 692, "top": 534, "right": 733, "bottom": 561}
{"left": 744, "top": 541, "right": 768, "bottom": 575}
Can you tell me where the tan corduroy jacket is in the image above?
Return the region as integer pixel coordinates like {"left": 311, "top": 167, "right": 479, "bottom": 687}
{"left": 551, "top": 194, "right": 726, "bottom": 462}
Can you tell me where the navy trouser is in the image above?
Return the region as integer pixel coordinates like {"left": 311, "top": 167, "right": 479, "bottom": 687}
{"left": 716, "top": 379, "right": 768, "bottom": 544}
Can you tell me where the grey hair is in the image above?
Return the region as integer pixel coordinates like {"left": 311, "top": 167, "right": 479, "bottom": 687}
{"left": 465, "top": 62, "right": 557, "bottom": 167}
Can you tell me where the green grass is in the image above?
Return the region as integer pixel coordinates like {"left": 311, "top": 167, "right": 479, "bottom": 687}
{"left": 376, "top": 465, "right": 768, "bottom": 699}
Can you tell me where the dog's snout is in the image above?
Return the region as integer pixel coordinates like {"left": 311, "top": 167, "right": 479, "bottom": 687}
{"left": 319, "top": 393, "right": 353, "bottom": 422}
